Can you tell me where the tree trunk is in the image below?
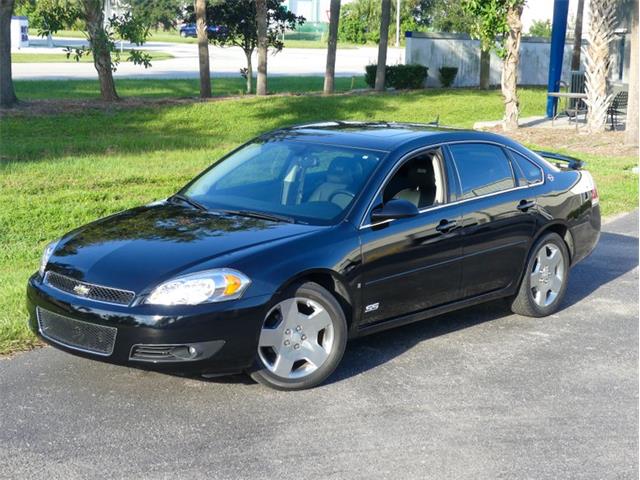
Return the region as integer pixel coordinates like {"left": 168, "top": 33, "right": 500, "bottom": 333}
{"left": 0, "top": 0, "right": 17, "bottom": 108}
{"left": 256, "top": 0, "right": 268, "bottom": 96}
{"left": 323, "top": 0, "right": 341, "bottom": 94}
{"left": 245, "top": 49, "right": 253, "bottom": 94}
{"left": 501, "top": 3, "right": 523, "bottom": 131}
{"left": 375, "top": 0, "right": 391, "bottom": 92}
{"left": 480, "top": 47, "right": 490, "bottom": 89}
{"left": 83, "top": 0, "right": 118, "bottom": 101}
{"left": 571, "top": 0, "right": 584, "bottom": 71}
{"left": 195, "top": 0, "right": 211, "bottom": 98}
{"left": 584, "top": 0, "right": 616, "bottom": 132}
{"left": 625, "top": 0, "right": 638, "bottom": 146}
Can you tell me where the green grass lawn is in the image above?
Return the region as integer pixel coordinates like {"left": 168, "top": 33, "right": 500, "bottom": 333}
{"left": 15, "top": 76, "right": 368, "bottom": 100}
{"left": 11, "top": 51, "right": 174, "bottom": 63}
{"left": 0, "top": 86, "right": 636, "bottom": 354}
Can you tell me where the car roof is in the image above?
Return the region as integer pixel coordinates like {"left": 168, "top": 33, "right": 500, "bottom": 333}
{"left": 261, "top": 121, "right": 520, "bottom": 152}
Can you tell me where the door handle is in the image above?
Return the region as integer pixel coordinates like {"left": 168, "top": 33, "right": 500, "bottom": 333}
{"left": 436, "top": 219, "right": 458, "bottom": 233}
{"left": 517, "top": 199, "right": 536, "bottom": 212}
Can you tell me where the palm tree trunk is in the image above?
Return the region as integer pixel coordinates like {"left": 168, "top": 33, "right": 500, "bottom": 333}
{"left": 256, "top": 0, "right": 268, "bottom": 96}
{"left": 375, "top": 0, "right": 391, "bottom": 92}
{"left": 584, "top": 0, "right": 616, "bottom": 132}
{"left": 195, "top": 0, "right": 211, "bottom": 98}
{"left": 323, "top": 0, "right": 341, "bottom": 94}
{"left": 625, "top": 0, "right": 638, "bottom": 146}
{"left": 83, "top": 0, "right": 118, "bottom": 102}
{"left": 480, "top": 47, "right": 490, "bottom": 89}
{"left": 0, "top": 0, "right": 17, "bottom": 108}
{"left": 501, "top": 2, "right": 523, "bottom": 130}
{"left": 571, "top": 0, "right": 585, "bottom": 71}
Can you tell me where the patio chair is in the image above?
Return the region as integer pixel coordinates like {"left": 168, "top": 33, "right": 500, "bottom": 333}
{"left": 607, "top": 91, "right": 628, "bottom": 130}
{"left": 566, "top": 71, "right": 587, "bottom": 125}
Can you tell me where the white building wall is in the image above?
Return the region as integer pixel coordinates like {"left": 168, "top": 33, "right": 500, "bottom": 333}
{"left": 405, "top": 32, "right": 582, "bottom": 87}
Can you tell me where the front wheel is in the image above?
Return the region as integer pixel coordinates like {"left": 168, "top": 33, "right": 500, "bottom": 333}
{"left": 510, "top": 232, "right": 570, "bottom": 317}
{"left": 249, "top": 282, "right": 347, "bottom": 390}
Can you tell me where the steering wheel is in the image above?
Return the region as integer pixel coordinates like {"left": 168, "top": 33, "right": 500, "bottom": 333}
{"left": 329, "top": 190, "right": 355, "bottom": 208}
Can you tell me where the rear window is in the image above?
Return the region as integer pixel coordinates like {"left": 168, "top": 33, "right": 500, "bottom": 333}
{"left": 511, "top": 151, "right": 543, "bottom": 185}
{"left": 449, "top": 143, "right": 515, "bottom": 199}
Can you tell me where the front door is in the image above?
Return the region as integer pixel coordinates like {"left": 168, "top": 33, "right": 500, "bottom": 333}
{"left": 358, "top": 148, "right": 464, "bottom": 327}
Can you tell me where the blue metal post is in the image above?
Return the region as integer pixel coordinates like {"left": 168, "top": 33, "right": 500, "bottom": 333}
{"left": 546, "top": 0, "right": 570, "bottom": 118}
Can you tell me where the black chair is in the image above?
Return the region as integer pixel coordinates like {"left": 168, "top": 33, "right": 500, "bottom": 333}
{"left": 607, "top": 91, "right": 628, "bottom": 129}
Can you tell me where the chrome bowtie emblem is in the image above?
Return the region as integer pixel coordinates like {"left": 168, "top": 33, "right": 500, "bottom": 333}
{"left": 73, "top": 284, "right": 90, "bottom": 296}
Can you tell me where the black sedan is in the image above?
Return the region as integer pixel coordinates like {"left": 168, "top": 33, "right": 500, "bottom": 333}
{"left": 27, "top": 123, "right": 601, "bottom": 390}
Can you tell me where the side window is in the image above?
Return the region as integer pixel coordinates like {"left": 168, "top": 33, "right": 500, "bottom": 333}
{"left": 510, "top": 151, "right": 543, "bottom": 185}
{"left": 381, "top": 149, "right": 446, "bottom": 209}
{"left": 449, "top": 143, "right": 515, "bottom": 199}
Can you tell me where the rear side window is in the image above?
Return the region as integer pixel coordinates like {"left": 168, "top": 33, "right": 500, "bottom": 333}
{"left": 448, "top": 143, "right": 515, "bottom": 199}
{"left": 510, "top": 151, "right": 543, "bottom": 185}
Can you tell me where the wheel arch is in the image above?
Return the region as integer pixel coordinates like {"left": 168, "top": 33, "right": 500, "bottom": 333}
{"left": 533, "top": 221, "right": 575, "bottom": 265}
{"left": 276, "top": 269, "right": 356, "bottom": 330}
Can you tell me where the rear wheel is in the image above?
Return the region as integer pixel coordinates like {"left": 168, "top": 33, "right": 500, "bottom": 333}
{"left": 249, "top": 282, "right": 347, "bottom": 390}
{"left": 510, "top": 232, "right": 570, "bottom": 317}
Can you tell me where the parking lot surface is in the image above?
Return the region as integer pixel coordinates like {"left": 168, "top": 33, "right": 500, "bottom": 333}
{"left": 0, "top": 212, "right": 637, "bottom": 479}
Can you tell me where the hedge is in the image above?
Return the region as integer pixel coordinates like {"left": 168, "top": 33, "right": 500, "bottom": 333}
{"left": 364, "top": 64, "right": 428, "bottom": 90}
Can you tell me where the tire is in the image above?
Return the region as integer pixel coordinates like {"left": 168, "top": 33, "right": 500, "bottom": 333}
{"left": 180, "top": 31, "right": 188, "bottom": 38}
{"left": 510, "top": 232, "right": 570, "bottom": 317}
{"left": 249, "top": 282, "right": 347, "bottom": 391}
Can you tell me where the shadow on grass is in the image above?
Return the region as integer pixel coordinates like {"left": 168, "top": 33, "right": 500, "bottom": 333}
{"left": 2, "top": 88, "right": 515, "bottom": 165}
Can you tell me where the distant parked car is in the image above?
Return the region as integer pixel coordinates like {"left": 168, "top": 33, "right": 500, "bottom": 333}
{"left": 28, "top": 123, "right": 601, "bottom": 390}
{"left": 179, "top": 23, "right": 224, "bottom": 38}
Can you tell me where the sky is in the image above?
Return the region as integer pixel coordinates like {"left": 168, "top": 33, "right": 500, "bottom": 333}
{"left": 522, "top": 0, "right": 590, "bottom": 33}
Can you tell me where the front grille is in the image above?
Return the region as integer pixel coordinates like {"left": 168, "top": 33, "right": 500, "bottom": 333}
{"left": 45, "top": 271, "right": 135, "bottom": 306}
{"left": 37, "top": 308, "right": 117, "bottom": 356}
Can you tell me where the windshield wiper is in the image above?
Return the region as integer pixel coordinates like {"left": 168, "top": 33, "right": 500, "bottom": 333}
{"left": 168, "top": 193, "right": 208, "bottom": 212}
{"left": 220, "top": 209, "right": 295, "bottom": 224}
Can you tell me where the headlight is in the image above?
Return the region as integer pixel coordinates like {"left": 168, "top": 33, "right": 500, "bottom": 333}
{"left": 145, "top": 268, "right": 251, "bottom": 306}
{"left": 39, "top": 240, "right": 58, "bottom": 277}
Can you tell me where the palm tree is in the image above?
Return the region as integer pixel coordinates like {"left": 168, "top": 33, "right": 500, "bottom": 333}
{"left": 375, "top": 0, "right": 391, "bottom": 92}
{"left": 571, "top": 0, "right": 585, "bottom": 71}
{"left": 323, "top": 0, "right": 341, "bottom": 94}
{"left": 501, "top": 1, "right": 524, "bottom": 130}
{"left": 584, "top": 0, "right": 616, "bottom": 132}
{"left": 195, "top": 0, "right": 211, "bottom": 98}
{"left": 0, "top": 0, "right": 17, "bottom": 107}
{"left": 625, "top": 0, "right": 638, "bottom": 146}
{"left": 256, "top": 0, "right": 268, "bottom": 96}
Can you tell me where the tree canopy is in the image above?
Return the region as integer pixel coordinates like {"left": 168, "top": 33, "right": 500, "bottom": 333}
{"left": 461, "top": 0, "right": 526, "bottom": 57}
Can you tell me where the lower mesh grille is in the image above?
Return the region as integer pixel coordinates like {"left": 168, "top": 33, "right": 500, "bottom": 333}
{"left": 37, "top": 308, "right": 117, "bottom": 356}
{"left": 44, "top": 271, "right": 135, "bottom": 306}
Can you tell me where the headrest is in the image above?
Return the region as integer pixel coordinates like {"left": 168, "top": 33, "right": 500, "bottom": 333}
{"left": 327, "top": 157, "right": 357, "bottom": 184}
{"left": 407, "top": 161, "right": 434, "bottom": 187}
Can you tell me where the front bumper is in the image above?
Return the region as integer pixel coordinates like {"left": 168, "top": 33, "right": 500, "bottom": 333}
{"left": 27, "top": 274, "right": 271, "bottom": 375}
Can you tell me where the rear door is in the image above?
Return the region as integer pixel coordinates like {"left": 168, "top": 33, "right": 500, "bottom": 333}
{"left": 447, "top": 142, "right": 538, "bottom": 299}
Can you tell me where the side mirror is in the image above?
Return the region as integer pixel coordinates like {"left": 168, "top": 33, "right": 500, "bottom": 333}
{"left": 371, "top": 199, "right": 419, "bottom": 222}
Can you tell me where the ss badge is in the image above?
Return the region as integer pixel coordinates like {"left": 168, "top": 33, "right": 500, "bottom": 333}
{"left": 365, "top": 303, "right": 379, "bottom": 313}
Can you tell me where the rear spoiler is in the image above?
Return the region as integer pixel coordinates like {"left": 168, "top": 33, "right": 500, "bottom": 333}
{"left": 534, "top": 150, "right": 585, "bottom": 170}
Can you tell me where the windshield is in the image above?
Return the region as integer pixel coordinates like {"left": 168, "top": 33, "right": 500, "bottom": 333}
{"left": 182, "top": 140, "right": 385, "bottom": 225}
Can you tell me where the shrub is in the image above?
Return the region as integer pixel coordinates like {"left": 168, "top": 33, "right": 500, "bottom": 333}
{"left": 364, "top": 64, "right": 428, "bottom": 89}
{"left": 438, "top": 66, "right": 458, "bottom": 88}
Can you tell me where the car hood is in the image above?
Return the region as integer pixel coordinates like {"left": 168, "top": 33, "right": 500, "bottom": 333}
{"left": 47, "top": 203, "right": 322, "bottom": 292}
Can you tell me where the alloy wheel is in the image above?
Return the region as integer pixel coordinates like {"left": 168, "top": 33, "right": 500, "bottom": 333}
{"left": 258, "top": 297, "right": 334, "bottom": 379}
{"left": 530, "top": 243, "right": 565, "bottom": 307}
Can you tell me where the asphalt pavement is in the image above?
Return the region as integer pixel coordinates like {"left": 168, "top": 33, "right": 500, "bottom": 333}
{"left": 12, "top": 38, "right": 405, "bottom": 80}
{"left": 0, "top": 212, "right": 637, "bottom": 479}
